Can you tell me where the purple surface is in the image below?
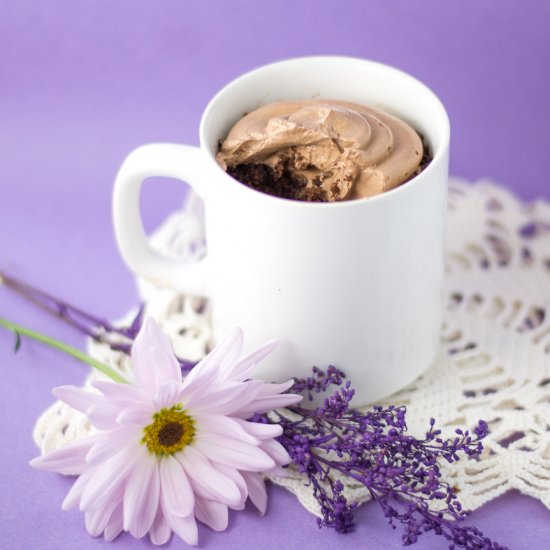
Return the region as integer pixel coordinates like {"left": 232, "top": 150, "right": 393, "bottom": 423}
{"left": 1, "top": 2, "right": 549, "bottom": 549}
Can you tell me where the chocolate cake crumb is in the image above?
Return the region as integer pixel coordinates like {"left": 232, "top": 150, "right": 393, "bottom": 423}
{"left": 413, "top": 133, "right": 432, "bottom": 178}
{"left": 227, "top": 161, "right": 329, "bottom": 202}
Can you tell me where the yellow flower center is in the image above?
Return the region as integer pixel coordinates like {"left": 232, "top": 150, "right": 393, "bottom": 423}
{"left": 142, "top": 405, "right": 195, "bottom": 456}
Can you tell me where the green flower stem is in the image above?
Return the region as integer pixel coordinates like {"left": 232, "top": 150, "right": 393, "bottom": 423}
{"left": 0, "top": 317, "right": 129, "bottom": 384}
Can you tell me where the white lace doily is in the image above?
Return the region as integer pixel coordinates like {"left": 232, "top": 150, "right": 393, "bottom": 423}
{"left": 33, "top": 178, "right": 550, "bottom": 519}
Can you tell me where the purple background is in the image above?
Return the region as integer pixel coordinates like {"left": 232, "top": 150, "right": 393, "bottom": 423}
{"left": 1, "top": 2, "right": 549, "bottom": 549}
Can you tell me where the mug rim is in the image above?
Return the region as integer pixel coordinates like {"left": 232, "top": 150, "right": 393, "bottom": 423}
{"left": 199, "top": 55, "right": 450, "bottom": 209}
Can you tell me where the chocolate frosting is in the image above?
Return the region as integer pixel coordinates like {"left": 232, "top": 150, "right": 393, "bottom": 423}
{"left": 217, "top": 99, "right": 424, "bottom": 201}
{"left": 216, "top": 99, "right": 423, "bottom": 201}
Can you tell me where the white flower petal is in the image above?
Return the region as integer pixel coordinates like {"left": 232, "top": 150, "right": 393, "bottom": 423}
{"left": 87, "top": 428, "right": 141, "bottom": 465}
{"left": 153, "top": 380, "right": 181, "bottom": 410}
{"left": 213, "top": 462, "right": 248, "bottom": 503}
{"left": 123, "top": 454, "right": 160, "bottom": 538}
{"left": 103, "top": 503, "right": 124, "bottom": 542}
{"left": 219, "top": 339, "right": 278, "bottom": 382}
{"left": 62, "top": 467, "right": 96, "bottom": 510}
{"left": 144, "top": 317, "right": 182, "bottom": 359}
{"left": 260, "top": 438, "right": 291, "bottom": 466}
{"left": 233, "top": 392, "right": 302, "bottom": 419}
{"left": 269, "top": 379, "right": 296, "bottom": 392}
{"left": 149, "top": 507, "right": 172, "bottom": 546}
{"left": 242, "top": 471, "right": 268, "bottom": 515}
{"left": 149, "top": 346, "right": 182, "bottom": 388}
{"left": 132, "top": 317, "right": 180, "bottom": 394}
{"left": 87, "top": 402, "right": 124, "bottom": 430}
{"left": 159, "top": 455, "right": 194, "bottom": 517}
{"left": 184, "top": 380, "right": 260, "bottom": 416}
{"left": 164, "top": 512, "right": 198, "bottom": 546}
{"left": 92, "top": 380, "right": 149, "bottom": 404}
{"left": 52, "top": 385, "right": 103, "bottom": 413}
{"left": 30, "top": 436, "right": 99, "bottom": 475}
{"left": 218, "top": 329, "right": 243, "bottom": 373}
{"left": 176, "top": 446, "right": 242, "bottom": 506}
{"left": 181, "top": 328, "right": 243, "bottom": 390}
{"left": 195, "top": 415, "right": 259, "bottom": 445}
{"left": 194, "top": 438, "right": 275, "bottom": 472}
{"left": 80, "top": 446, "right": 141, "bottom": 510}
{"left": 85, "top": 494, "right": 121, "bottom": 537}
{"left": 178, "top": 363, "right": 218, "bottom": 403}
{"left": 117, "top": 404, "right": 153, "bottom": 426}
{"left": 131, "top": 323, "right": 159, "bottom": 393}
{"left": 194, "top": 497, "right": 228, "bottom": 532}
{"left": 233, "top": 418, "right": 283, "bottom": 440}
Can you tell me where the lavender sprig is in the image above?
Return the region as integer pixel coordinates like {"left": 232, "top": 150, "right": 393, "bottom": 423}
{"left": 0, "top": 272, "right": 195, "bottom": 371}
{"left": 266, "top": 366, "right": 505, "bottom": 549}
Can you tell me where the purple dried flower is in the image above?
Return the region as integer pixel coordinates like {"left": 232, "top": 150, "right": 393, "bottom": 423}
{"left": 267, "top": 368, "right": 506, "bottom": 550}
{"left": 292, "top": 365, "right": 346, "bottom": 399}
{"left": 474, "top": 420, "right": 489, "bottom": 439}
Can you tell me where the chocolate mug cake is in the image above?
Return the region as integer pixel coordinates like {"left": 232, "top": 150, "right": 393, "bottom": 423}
{"left": 216, "top": 99, "right": 431, "bottom": 202}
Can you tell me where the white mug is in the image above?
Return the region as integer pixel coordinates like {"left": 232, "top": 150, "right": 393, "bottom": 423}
{"left": 113, "top": 56, "right": 450, "bottom": 406}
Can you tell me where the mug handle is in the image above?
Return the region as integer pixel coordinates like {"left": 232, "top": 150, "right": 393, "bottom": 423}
{"left": 113, "top": 143, "right": 209, "bottom": 296}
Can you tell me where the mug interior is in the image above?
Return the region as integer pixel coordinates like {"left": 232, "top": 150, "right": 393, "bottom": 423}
{"left": 200, "top": 56, "right": 450, "bottom": 200}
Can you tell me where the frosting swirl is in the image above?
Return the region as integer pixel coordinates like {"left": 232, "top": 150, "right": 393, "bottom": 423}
{"left": 217, "top": 99, "right": 425, "bottom": 201}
